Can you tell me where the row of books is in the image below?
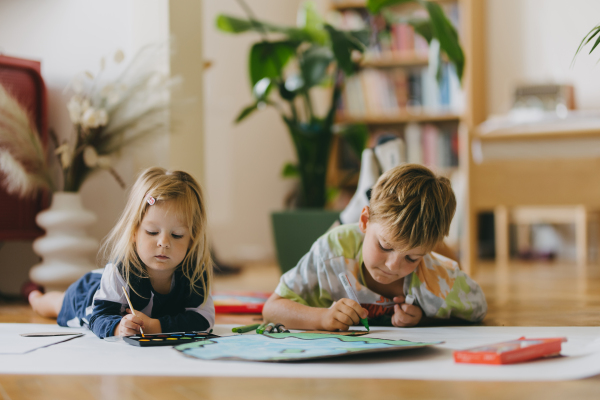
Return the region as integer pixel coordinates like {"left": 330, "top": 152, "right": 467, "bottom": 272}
{"left": 375, "top": 21, "right": 429, "bottom": 58}
{"left": 367, "top": 12, "right": 429, "bottom": 59}
{"left": 369, "top": 123, "right": 459, "bottom": 170}
{"left": 331, "top": 3, "right": 461, "bottom": 60}
{"left": 403, "top": 123, "right": 459, "bottom": 169}
{"left": 339, "top": 63, "right": 463, "bottom": 117}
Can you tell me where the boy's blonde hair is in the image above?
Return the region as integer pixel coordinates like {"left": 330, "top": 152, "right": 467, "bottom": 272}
{"left": 368, "top": 164, "right": 456, "bottom": 252}
{"left": 99, "top": 167, "right": 213, "bottom": 301}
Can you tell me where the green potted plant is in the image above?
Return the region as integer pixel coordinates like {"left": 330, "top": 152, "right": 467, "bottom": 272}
{"left": 216, "top": 0, "right": 464, "bottom": 273}
{"left": 217, "top": 1, "right": 368, "bottom": 272}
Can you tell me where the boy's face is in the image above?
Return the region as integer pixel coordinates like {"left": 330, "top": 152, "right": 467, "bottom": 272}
{"left": 358, "top": 207, "right": 426, "bottom": 285}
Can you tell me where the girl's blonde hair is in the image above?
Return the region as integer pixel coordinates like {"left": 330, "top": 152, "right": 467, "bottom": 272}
{"left": 369, "top": 163, "right": 456, "bottom": 252}
{"left": 99, "top": 167, "right": 213, "bottom": 301}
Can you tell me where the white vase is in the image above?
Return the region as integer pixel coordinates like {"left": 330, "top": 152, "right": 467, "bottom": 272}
{"left": 30, "top": 192, "right": 99, "bottom": 291}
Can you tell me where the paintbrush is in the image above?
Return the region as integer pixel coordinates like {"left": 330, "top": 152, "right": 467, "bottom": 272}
{"left": 121, "top": 286, "right": 145, "bottom": 337}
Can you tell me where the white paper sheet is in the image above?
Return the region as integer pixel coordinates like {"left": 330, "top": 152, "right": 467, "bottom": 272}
{"left": 1, "top": 323, "right": 600, "bottom": 381}
{"left": 0, "top": 325, "right": 84, "bottom": 354}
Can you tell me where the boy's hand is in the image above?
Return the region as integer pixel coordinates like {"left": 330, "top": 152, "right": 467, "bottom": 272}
{"left": 391, "top": 297, "right": 422, "bottom": 327}
{"left": 320, "top": 299, "right": 368, "bottom": 331}
{"left": 114, "top": 311, "right": 145, "bottom": 336}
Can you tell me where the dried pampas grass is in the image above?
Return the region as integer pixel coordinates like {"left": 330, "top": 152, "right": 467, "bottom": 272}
{"left": 0, "top": 83, "right": 54, "bottom": 198}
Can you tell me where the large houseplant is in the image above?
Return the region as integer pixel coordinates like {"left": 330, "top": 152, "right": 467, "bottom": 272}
{"left": 217, "top": 0, "right": 464, "bottom": 271}
{"left": 217, "top": 1, "right": 369, "bottom": 272}
{"left": 218, "top": 1, "right": 368, "bottom": 209}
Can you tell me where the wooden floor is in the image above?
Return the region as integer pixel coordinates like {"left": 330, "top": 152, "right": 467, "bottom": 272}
{"left": 1, "top": 260, "right": 600, "bottom": 399}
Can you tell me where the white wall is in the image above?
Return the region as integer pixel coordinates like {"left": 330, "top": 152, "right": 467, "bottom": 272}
{"left": 487, "top": 0, "right": 600, "bottom": 115}
{"left": 202, "top": 0, "right": 308, "bottom": 263}
{"left": 0, "top": 0, "right": 169, "bottom": 295}
{"left": 206, "top": 0, "right": 600, "bottom": 264}
{"left": 3, "top": 0, "right": 597, "bottom": 288}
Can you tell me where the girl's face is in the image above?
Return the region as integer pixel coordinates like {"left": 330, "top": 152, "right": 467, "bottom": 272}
{"left": 359, "top": 207, "right": 425, "bottom": 285}
{"left": 135, "top": 200, "right": 191, "bottom": 276}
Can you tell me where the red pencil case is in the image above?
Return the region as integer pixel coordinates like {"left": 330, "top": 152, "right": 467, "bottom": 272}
{"left": 213, "top": 291, "right": 271, "bottom": 314}
{"left": 453, "top": 337, "right": 567, "bottom": 365}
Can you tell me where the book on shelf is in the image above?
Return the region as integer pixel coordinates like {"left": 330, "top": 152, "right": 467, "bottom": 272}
{"left": 368, "top": 14, "right": 426, "bottom": 59}
{"left": 340, "top": 63, "right": 463, "bottom": 119}
{"left": 331, "top": 2, "right": 461, "bottom": 62}
{"left": 366, "top": 123, "right": 459, "bottom": 171}
{"left": 403, "top": 123, "right": 459, "bottom": 171}
{"left": 404, "top": 123, "right": 423, "bottom": 164}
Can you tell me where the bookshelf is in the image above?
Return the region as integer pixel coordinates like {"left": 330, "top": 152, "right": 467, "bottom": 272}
{"left": 331, "top": 0, "right": 458, "bottom": 11}
{"left": 336, "top": 112, "right": 460, "bottom": 125}
{"left": 329, "top": 0, "right": 464, "bottom": 180}
{"left": 328, "top": 0, "right": 487, "bottom": 275}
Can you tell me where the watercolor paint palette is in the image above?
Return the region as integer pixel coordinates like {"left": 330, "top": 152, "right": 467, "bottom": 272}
{"left": 124, "top": 332, "right": 219, "bottom": 347}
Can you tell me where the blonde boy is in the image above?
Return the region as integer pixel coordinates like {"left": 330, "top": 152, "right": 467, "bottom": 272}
{"left": 263, "top": 164, "right": 487, "bottom": 330}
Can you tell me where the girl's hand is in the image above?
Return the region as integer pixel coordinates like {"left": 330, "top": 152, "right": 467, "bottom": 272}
{"left": 114, "top": 312, "right": 145, "bottom": 336}
{"left": 391, "top": 298, "right": 423, "bottom": 327}
{"left": 320, "top": 299, "right": 368, "bottom": 331}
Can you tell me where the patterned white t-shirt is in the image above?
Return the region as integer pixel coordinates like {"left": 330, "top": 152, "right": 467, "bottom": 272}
{"left": 275, "top": 224, "right": 487, "bottom": 322}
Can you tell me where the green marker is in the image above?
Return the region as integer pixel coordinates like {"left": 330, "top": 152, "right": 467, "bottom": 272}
{"left": 256, "top": 322, "right": 268, "bottom": 334}
{"left": 232, "top": 323, "right": 261, "bottom": 333}
{"left": 338, "top": 272, "right": 370, "bottom": 331}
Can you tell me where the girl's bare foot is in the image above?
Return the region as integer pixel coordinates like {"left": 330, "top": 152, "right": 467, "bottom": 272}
{"left": 28, "top": 290, "right": 64, "bottom": 319}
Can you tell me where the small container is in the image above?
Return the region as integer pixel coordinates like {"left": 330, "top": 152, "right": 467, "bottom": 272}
{"left": 453, "top": 337, "right": 567, "bottom": 365}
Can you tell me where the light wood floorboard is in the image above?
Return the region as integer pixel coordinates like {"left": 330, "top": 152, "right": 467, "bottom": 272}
{"left": 1, "top": 260, "right": 599, "bottom": 399}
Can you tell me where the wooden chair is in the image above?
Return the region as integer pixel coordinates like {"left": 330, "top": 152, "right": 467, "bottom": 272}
{"left": 494, "top": 205, "right": 598, "bottom": 266}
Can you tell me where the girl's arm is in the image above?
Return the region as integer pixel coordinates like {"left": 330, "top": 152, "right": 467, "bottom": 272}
{"left": 156, "top": 310, "right": 211, "bottom": 333}
{"left": 155, "top": 294, "right": 214, "bottom": 333}
{"left": 88, "top": 264, "right": 152, "bottom": 338}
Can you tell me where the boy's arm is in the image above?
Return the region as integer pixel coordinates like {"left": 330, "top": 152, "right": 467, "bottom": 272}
{"left": 263, "top": 293, "right": 327, "bottom": 330}
{"left": 263, "top": 293, "right": 367, "bottom": 331}
{"left": 411, "top": 255, "right": 487, "bottom": 323}
{"left": 434, "top": 270, "right": 487, "bottom": 322}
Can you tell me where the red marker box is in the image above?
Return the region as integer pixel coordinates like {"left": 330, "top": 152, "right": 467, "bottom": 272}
{"left": 454, "top": 337, "right": 567, "bottom": 365}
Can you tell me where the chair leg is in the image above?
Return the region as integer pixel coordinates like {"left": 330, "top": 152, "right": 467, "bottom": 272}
{"left": 463, "top": 208, "right": 478, "bottom": 276}
{"left": 516, "top": 223, "right": 531, "bottom": 257}
{"left": 495, "top": 206, "right": 509, "bottom": 265}
{"left": 575, "top": 206, "right": 588, "bottom": 267}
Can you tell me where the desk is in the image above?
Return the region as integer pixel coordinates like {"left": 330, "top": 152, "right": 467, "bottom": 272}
{"left": 464, "top": 123, "right": 600, "bottom": 274}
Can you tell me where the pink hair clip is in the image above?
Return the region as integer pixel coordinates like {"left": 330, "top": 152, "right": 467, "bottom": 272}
{"left": 145, "top": 194, "right": 156, "bottom": 206}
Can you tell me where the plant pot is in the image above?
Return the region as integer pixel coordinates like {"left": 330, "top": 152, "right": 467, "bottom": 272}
{"left": 271, "top": 209, "right": 340, "bottom": 274}
{"left": 30, "top": 192, "right": 99, "bottom": 291}
{"left": 283, "top": 119, "right": 333, "bottom": 209}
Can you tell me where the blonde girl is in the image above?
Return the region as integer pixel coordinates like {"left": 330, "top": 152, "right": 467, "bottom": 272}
{"left": 29, "top": 167, "right": 214, "bottom": 338}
